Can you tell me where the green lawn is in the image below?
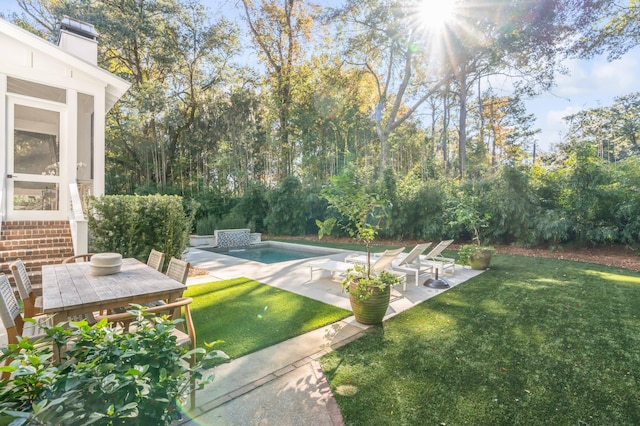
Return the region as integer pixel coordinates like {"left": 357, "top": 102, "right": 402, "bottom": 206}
{"left": 183, "top": 277, "right": 351, "bottom": 359}
{"left": 320, "top": 254, "right": 640, "bottom": 425}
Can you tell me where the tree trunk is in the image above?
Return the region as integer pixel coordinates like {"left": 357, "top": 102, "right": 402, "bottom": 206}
{"left": 441, "top": 84, "right": 450, "bottom": 172}
{"left": 379, "top": 129, "right": 389, "bottom": 174}
{"left": 458, "top": 64, "right": 467, "bottom": 179}
{"left": 478, "top": 79, "right": 484, "bottom": 152}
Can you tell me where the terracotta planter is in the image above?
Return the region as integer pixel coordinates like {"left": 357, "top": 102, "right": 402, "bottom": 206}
{"left": 469, "top": 249, "right": 493, "bottom": 270}
{"left": 348, "top": 282, "right": 391, "bottom": 325}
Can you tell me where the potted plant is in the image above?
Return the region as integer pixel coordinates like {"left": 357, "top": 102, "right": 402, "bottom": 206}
{"left": 342, "top": 264, "right": 402, "bottom": 324}
{"left": 316, "top": 169, "right": 401, "bottom": 324}
{"left": 451, "top": 192, "right": 496, "bottom": 270}
{"left": 457, "top": 244, "right": 496, "bottom": 270}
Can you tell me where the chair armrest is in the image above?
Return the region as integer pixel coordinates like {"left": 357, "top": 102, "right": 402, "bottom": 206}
{"left": 96, "top": 297, "right": 193, "bottom": 323}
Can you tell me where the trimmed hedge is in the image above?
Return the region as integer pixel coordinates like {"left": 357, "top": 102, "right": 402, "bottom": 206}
{"left": 88, "top": 194, "right": 195, "bottom": 265}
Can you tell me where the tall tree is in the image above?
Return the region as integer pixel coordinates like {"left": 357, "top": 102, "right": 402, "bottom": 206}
{"left": 436, "top": 0, "right": 597, "bottom": 177}
{"left": 241, "top": 0, "right": 314, "bottom": 179}
{"left": 162, "top": 1, "right": 240, "bottom": 188}
{"left": 17, "top": 0, "right": 244, "bottom": 193}
{"left": 292, "top": 53, "right": 380, "bottom": 181}
{"left": 479, "top": 95, "right": 540, "bottom": 167}
{"left": 570, "top": 0, "right": 640, "bottom": 60}
{"left": 331, "top": 0, "right": 449, "bottom": 174}
{"left": 562, "top": 92, "right": 640, "bottom": 162}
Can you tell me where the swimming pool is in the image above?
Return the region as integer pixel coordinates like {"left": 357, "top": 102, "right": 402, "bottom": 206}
{"left": 201, "top": 242, "right": 342, "bottom": 264}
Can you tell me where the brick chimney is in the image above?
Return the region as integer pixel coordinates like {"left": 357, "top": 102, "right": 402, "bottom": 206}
{"left": 56, "top": 16, "right": 98, "bottom": 65}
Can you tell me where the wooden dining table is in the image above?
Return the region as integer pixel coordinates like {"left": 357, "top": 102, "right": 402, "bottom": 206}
{"left": 41, "top": 258, "right": 186, "bottom": 323}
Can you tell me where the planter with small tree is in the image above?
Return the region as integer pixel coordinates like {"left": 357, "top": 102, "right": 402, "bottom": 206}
{"left": 452, "top": 192, "right": 496, "bottom": 270}
{"left": 316, "top": 168, "right": 401, "bottom": 325}
{"left": 457, "top": 244, "right": 496, "bottom": 270}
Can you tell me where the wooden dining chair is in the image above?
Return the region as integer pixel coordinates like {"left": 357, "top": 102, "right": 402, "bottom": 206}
{"left": 63, "top": 253, "right": 95, "bottom": 263}
{"left": 0, "top": 274, "right": 51, "bottom": 378}
{"left": 147, "top": 249, "right": 165, "bottom": 272}
{"left": 96, "top": 297, "right": 198, "bottom": 408}
{"left": 10, "top": 259, "right": 42, "bottom": 318}
{"left": 166, "top": 257, "right": 190, "bottom": 284}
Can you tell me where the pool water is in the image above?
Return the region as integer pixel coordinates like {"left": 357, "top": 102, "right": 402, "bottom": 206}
{"left": 202, "top": 245, "right": 335, "bottom": 264}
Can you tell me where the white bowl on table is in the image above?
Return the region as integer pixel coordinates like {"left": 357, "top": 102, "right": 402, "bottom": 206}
{"left": 89, "top": 253, "right": 123, "bottom": 276}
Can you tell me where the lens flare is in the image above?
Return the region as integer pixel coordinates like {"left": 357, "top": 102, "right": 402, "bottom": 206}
{"left": 417, "top": 0, "right": 456, "bottom": 30}
{"left": 257, "top": 306, "right": 268, "bottom": 319}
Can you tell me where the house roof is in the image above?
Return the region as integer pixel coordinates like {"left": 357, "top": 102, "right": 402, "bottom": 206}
{"left": 0, "top": 18, "right": 130, "bottom": 111}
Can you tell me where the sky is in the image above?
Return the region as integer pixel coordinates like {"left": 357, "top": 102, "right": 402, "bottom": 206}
{"left": 2, "top": 0, "right": 639, "bottom": 153}
{"left": 524, "top": 47, "right": 640, "bottom": 151}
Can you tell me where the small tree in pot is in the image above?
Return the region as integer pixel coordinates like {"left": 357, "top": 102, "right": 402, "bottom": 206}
{"left": 451, "top": 192, "right": 496, "bottom": 270}
{"left": 316, "top": 169, "right": 401, "bottom": 324}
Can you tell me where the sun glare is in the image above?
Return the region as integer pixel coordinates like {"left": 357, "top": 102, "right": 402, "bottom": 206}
{"left": 417, "top": 0, "right": 457, "bottom": 29}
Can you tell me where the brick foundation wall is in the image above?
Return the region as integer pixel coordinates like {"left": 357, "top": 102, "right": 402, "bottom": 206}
{"left": 0, "top": 221, "right": 74, "bottom": 294}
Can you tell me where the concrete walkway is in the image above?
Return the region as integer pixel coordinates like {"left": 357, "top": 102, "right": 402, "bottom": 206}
{"left": 177, "top": 244, "right": 484, "bottom": 425}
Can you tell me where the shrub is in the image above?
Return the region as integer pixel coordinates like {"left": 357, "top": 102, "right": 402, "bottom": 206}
{"left": 390, "top": 175, "right": 449, "bottom": 240}
{"left": 190, "top": 188, "right": 234, "bottom": 225}
{"left": 231, "top": 184, "right": 268, "bottom": 232}
{"left": 195, "top": 214, "right": 218, "bottom": 235}
{"left": 615, "top": 157, "right": 640, "bottom": 246}
{"left": 617, "top": 202, "right": 640, "bottom": 247}
{"left": 88, "top": 194, "right": 196, "bottom": 263}
{"left": 485, "top": 166, "right": 540, "bottom": 245}
{"left": 264, "top": 176, "right": 307, "bottom": 236}
{"left": 0, "top": 314, "right": 227, "bottom": 425}
{"left": 217, "top": 211, "right": 249, "bottom": 230}
{"left": 302, "top": 188, "right": 327, "bottom": 235}
{"left": 535, "top": 209, "right": 573, "bottom": 246}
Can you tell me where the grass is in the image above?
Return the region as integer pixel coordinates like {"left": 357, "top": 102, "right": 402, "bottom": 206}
{"left": 183, "top": 277, "right": 351, "bottom": 359}
{"left": 320, "top": 253, "right": 640, "bottom": 425}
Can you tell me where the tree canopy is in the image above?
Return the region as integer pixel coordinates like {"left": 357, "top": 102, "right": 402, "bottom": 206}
{"left": 8, "top": 0, "right": 640, "bottom": 247}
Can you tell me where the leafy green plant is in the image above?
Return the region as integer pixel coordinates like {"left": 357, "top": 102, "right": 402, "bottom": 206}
{"left": 316, "top": 168, "right": 401, "bottom": 302}
{"left": 390, "top": 174, "right": 448, "bottom": 241}
{"left": 195, "top": 214, "right": 218, "bottom": 235}
{"left": 230, "top": 183, "right": 269, "bottom": 233}
{"left": 342, "top": 264, "right": 401, "bottom": 301}
{"left": 264, "top": 176, "right": 306, "bottom": 235}
{"left": 217, "top": 211, "right": 249, "bottom": 230}
{"left": 457, "top": 244, "right": 496, "bottom": 266}
{"left": 0, "top": 335, "right": 58, "bottom": 414}
{"left": 0, "top": 313, "right": 227, "bottom": 425}
{"left": 449, "top": 191, "right": 491, "bottom": 246}
{"left": 317, "top": 168, "right": 389, "bottom": 272}
{"left": 88, "top": 195, "right": 197, "bottom": 264}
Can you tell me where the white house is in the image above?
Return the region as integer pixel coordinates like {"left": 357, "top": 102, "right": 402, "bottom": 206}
{"left": 0, "top": 17, "right": 130, "bottom": 283}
